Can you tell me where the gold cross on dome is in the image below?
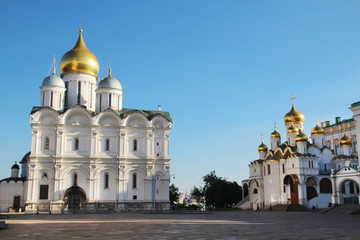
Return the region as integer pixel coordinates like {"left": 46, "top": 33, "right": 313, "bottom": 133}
{"left": 261, "top": 132, "right": 264, "bottom": 142}
{"left": 274, "top": 120, "right": 277, "bottom": 130}
{"left": 290, "top": 95, "right": 295, "bottom": 104}
{"left": 316, "top": 116, "right": 319, "bottom": 125}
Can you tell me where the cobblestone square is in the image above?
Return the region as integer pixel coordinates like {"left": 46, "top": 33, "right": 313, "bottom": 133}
{"left": 1, "top": 211, "right": 360, "bottom": 239}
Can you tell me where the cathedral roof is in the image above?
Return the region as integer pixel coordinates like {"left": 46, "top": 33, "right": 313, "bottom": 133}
{"left": 333, "top": 154, "right": 358, "bottom": 160}
{"left": 98, "top": 69, "right": 122, "bottom": 90}
{"left": 31, "top": 107, "right": 172, "bottom": 122}
{"left": 60, "top": 29, "right": 99, "bottom": 77}
{"left": 41, "top": 70, "right": 65, "bottom": 88}
{"left": 284, "top": 104, "right": 305, "bottom": 124}
{"left": 0, "top": 177, "right": 26, "bottom": 183}
{"left": 20, "top": 151, "right": 31, "bottom": 164}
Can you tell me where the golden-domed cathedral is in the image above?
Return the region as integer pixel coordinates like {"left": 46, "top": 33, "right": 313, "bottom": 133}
{"left": 237, "top": 99, "right": 360, "bottom": 210}
{"left": 0, "top": 28, "right": 173, "bottom": 213}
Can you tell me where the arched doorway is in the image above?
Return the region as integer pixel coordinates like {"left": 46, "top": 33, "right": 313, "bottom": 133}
{"left": 339, "top": 180, "right": 359, "bottom": 205}
{"left": 306, "top": 177, "right": 318, "bottom": 201}
{"left": 64, "top": 186, "right": 86, "bottom": 210}
{"left": 284, "top": 175, "right": 300, "bottom": 204}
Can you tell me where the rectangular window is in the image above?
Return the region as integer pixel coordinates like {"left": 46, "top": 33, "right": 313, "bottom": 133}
{"left": 311, "top": 161, "right": 314, "bottom": 168}
{"left": 133, "top": 195, "right": 137, "bottom": 200}
{"left": 133, "top": 139, "right": 138, "bottom": 152}
{"left": 77, "top": 82, "right": 81, "bottom": 105}
{"left": 267, "top": 165, "right": 271, "bottom": 175}
{"left": 105, "top": 139, "right": 110, "bottom": 151}
{"left": 39, "top": 185, "right": 49, "bottom": 200}
{"left": 99, "top": 94, "right": 102, "bottom": 111}
{"left": 65, "top": 82, "right": 68, "bottom": 107}
{"left": 105, "top": 173, "right": 109, "bottom": 189}
{"left": 283, "top": 185, "right": 286, "bottom": 193}
{"left": 73, "top": 173, "right": 78, "bottom": 186}
{"left": 75, "top": 138, "right": 79, "bottom": 150}
{"left": 282, "top": 164, "right": 285, "bottom": 174}
{"left": 50, "top": 92, "right": 53, "bottom": 107}
{"left": 45, "top": 137, "right": 49, "bottom": 150}
{"left": 309, "top": 161, "right": 311, "bottom": 168}
{"left": 132, "top": 173, "right": 137, "bottom": 189}
{"left": 109, "top": 94, "right": 112, "bottom": 107}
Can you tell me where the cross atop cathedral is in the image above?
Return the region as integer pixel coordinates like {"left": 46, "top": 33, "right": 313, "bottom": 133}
{"left": 80, "top": 17, "right": 82, "bottom": 29}
{"left": 290, "top": 95, "right": 295, "bottom": 105}
{"left": 274, "top": 120, "right": 277, "bottom": 130}
{"left": 316, "top": 116, "right": 319, "bottom": 125}
{"left": 261, "top": 132, "right": 264, "bottom": 142}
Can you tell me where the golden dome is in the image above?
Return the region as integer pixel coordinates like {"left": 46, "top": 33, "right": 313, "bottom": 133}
{"left": 287, "top": 125, "right": 299, "bottom": 134}
{"left": 311, "top": 124, "right": 324, "bottom": 135}
{"left": 271, "top": 130, "right": 281, "bottom": 138}
{"left": 284, "top": 104, "right": 305, "bottom": 124}
{"left": 296, "top": 130, "right": 308, "bottom": 143}
{"left": 258, "top": 141, "right": 268, "bottom": 152}
{"left": 60, "top": 29, "right": 99, "bottom": 77}
{"left": 340, "top": 134, "right": 352, "bottom": 146}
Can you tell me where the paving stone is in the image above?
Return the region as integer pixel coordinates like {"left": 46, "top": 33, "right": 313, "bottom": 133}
{"left": 1, "top": 211, "right": 359, "bottom": 239}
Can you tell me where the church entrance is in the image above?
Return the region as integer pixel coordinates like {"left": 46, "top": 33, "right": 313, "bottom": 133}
{"left": 64, "top": 186, "right": 86, "bottom": 210}
{"left": 340, "top": 180, "right": 359, "bottom": 205}
{"left": 284, "top": 175, "right": 300, "bottom": 205}
{"left": 13, "top": 195, "right": 20, "bottom": 211}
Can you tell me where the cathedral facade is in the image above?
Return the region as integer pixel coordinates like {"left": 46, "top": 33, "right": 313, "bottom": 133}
{"left": 0, "top": 29, "right": 173, "bottom": 213}
{"left": 239, "top": 101, "right": 360, "bottom": 210}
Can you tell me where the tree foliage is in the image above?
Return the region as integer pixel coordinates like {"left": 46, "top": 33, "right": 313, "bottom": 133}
{"left": 169, "top": 183, "right": 179, "bottom": 204}
{"left": 195, "top": 171, "right": 242, "bottom": 208}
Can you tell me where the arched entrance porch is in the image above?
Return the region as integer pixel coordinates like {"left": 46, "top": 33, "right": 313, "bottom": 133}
{"left": 284, "top": 175, "right": 300, "bottom": 204}
{"left": 339, "top": 180, "right": 359, "bottom": 205}
{"left": 64, "top": 186, "right": 86, "bottom": 210}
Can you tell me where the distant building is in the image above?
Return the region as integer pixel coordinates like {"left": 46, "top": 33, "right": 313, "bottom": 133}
{"left": 0, "top": 28, "right": 173, "bottom": 213}
{"left": 238, "top": 100, "right": 359, "bottom": 210}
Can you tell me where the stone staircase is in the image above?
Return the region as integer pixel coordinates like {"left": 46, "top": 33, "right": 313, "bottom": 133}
{"left": 322, "top": 204, "right": 360, "bottom": 215}
{"left": 233, "top": 195, "right": 249, "bottom": 209}
{"left": 268, "top": 204, "right": 308, "bottom": 212}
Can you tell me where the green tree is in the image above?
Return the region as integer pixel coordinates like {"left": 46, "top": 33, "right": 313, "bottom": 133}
{"left": 169, "top": 183, "right": 179, "bottom": 204}
{"left": 197, "top": 171, "right": 242, "bottom": 208}
{"left": 190, "top": 186, "right": 205, "bottom": 203}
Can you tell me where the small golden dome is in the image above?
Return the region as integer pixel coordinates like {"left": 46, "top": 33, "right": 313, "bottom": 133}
{"left": 60, "top": 29, "right": 99, "bottom": 77}
{"left": 287, "top": 125, "right": 299, "bottom": 134}
{"left": 258, "top": 141, "right": 268, "bottom": 152}
{"left": 340, "top": 134, "right": 352, "bottom": 146}
{"left": 296, "top": 130, "right": 308, "bottom": 143}
{"left": 284, "top": 104, "right": 305, "bottom": 124}
{"left": 311, "top": 124, "right": 324, "bottom": 135}
{"left": 271, "top": 130, "right": 281, "bottom": 138}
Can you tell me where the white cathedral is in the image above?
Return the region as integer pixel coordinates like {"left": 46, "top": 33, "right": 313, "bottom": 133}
{"left": 0, "top": 29, "right": 173, "bottom": 213}
{"left": 238, "top": 100, "right": 360, "bottom": 210}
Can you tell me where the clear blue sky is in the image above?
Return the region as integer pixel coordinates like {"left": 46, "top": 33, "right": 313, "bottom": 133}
{"left": 0, "top": 1, "right": 360, "bottom": 193}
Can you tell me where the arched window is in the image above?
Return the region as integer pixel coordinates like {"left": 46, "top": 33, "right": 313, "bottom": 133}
{"left": 253, "top": 188, "right": 258, "bottom": 194}
{"left": 77, "top": 82, "right": 81, "bottom": 105}
{"left": 267, "top": 165, "right": 271, "bottom": 175}
{"left": 99, "top": 95, "right": 102, "bottom": 111}
{"left": 74, "top": 138, "right": 79, "bottom": 150}
{"left": 133, "top": 139, "right": 138, "bottom": 152}
{"left": 132, "top": 173, "right": 137, "bottom": 189}
{"left": 320, "top": 178, "right": 332, "bottom": 193}
{"left": 109, "top": 94, "right": 112, "bottom": 107}
{"left": 104, "top": 173, "right": 109, "bottom": 189}
{"left": 73, "top": 173, "right": 78, "bottom": 186}
{"left": 353, "top": 136, "right": 357, "bottom": 153}
{"left": 105, "top": 139, "right": 110, "bottom": 151}
{"left": 44, "top": 136, "right": 50, "bottom": 150}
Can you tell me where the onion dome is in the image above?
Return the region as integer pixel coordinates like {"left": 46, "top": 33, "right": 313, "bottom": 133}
{"left": 287, "top": 125, "right": 299, "bottom": 134}
{"left": 284, "top": 104, "right": 305, "bottom": 124}
{"left": 296, "top": 130, "right": 308, "bottom": 143}
{"left": 11, "top": 162, "right": 20, "bottom": 169}
{"left": 311, "top": 124, "right": 324, "bottom": 135}
{"left": 340, "top": 134, "right": 352, "bottom": 146}
{"left": 258, "top": 141, "right": 268, "bottom": 152}
{"left": 60, "top": 29, "right": 99, "bottom": 77}
{"left": 271, "top": 130, "right": 281, "bottom": 138}
{"left": 41, "top": 68, "right": 65, "bottom": 87}
{"left": 98, "top": 69, "right": 122, "bottom": 90}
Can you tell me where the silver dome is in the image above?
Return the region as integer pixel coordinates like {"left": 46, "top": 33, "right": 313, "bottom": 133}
{"left": 98, "top": 76, "right": 122, "bottom": 90}
{"left": 41, "top": 74, "right": 65, "bottom": 87}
